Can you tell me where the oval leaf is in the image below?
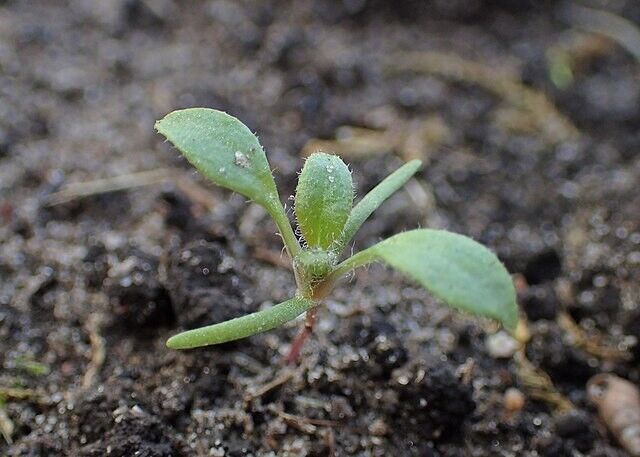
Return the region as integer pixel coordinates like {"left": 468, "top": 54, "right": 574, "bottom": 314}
{"left": 166, "top": 297, "right": 316, "bottom": 349}
{"left": 335, "top": 229, "right": 518, "bottom": 330}
{"left": 295, "top": 152, "right": 353, "bottom": 249}
{"left": 155, "top": 108, "right": 280, "bottom": 209}
{"left": 156, "top": 108, "right": 301, "bottom": 257}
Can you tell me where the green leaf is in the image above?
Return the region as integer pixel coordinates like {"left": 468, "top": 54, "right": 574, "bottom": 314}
{"left": 156, "top": 108, "right": 279, "bottom": 208}
{"left": 330, "top": 229, "right": 518, "bottom": 330}
{"left": 295, "top": 152, "right": 353, "bottom": 249}
{"left": 333, "top": 160, "right": 422, "bottom": 252}
{"left": 166, "top": 297, "right": 316, "bottom": 349}
{"left": 156, "top": 108, "right": 301, "bottom": 257}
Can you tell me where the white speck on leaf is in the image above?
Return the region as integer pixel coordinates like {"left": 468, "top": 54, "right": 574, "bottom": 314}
{"left": 234, "top": 151, "right": 250, "bottom": 168}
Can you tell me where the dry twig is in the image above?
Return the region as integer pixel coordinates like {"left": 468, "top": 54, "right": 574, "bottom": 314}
{"left": 276, "top": 410, "right": 339, "bottom": 433}
{"left": 515, "top": 350, "right": 573, "bottom": 412}
{"left": 302, "top": 116, "right": 449, "bottom": 164}
{"left": 0, "top": 386, "right": 42, "bottom": 402}
{"left": 245, "top": 368, "right": 297, "bottom": 402}
{"left": 557, "top": 311, "right": 631, "bottom": 361}
{"left": 82, "top": 314, "right": 106, "bottom": 389}
{"left": 386, "top": 51, "right": 579, "bottom": 144}
{"left": 44, "top": 168, "right": 174, "bottom": 206}
{"left": 565, "top": 4, "right": 640, "bottom": 64}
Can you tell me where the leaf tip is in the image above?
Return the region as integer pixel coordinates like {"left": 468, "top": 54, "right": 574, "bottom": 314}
{"left": 407, "top": 159, "right": 423, "bottom": 171}
{"left": 165, "top": 334, "right": 183, "bottom": 350}
{"left": 154, "top": 114, "right": 173, "bottom": 137}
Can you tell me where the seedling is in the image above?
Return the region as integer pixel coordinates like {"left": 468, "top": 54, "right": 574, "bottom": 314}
{"left": 156, "top": 108, "right": 518, "bottom": 361}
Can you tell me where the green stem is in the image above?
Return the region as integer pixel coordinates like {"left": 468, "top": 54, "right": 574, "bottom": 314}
{"left": 264, "top": 198, "right": 301, "bottom": 259}
{"left": 315, "top": 248, "right": 379, "bottom": 298}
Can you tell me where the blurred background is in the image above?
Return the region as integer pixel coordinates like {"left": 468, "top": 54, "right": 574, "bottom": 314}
{"left": 1, "top": 0, "right": 639, "bottom": 456}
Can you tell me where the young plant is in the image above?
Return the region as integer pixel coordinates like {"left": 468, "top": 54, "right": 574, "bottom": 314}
{"left": 156, "top": 108, "right": 518, "bottom": 361}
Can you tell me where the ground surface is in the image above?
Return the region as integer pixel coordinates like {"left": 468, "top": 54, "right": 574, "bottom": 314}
{"left": 1, "top": 0, "right": 640, "bottom": 456}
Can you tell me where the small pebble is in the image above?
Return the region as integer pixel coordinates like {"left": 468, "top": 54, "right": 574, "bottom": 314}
{"left": 486, "top": 331, "right": 520, "bottom": 358}
{"left": 503, "top": 387, "right": 526, "bottom": 413}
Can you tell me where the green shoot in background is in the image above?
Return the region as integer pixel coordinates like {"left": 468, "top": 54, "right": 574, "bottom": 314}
{"left": 155, "top": 108, "right": 518, "bottom": 361}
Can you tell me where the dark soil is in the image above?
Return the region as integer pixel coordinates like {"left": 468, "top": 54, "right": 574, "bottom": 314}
{"left": 1, "top": 0, "right": 639, "bottom": 456}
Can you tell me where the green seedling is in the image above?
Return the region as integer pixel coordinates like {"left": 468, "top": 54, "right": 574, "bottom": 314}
{"left": 156, "top": 108, "right": 518, "bottom": 362}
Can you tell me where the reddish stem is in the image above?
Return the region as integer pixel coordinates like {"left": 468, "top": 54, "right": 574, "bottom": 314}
{"left": 285, "top": 307, "right": 317, "bottom": 365}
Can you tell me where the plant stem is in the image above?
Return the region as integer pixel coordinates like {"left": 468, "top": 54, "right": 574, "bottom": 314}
{"left": 315, "top": 248, "right": 378, "bottom": 298}
{"left": 265, "top": 198, "right": 301, "bottom": 259}
{"left": 285, "top": 306, "right": 317, "bottom": 364}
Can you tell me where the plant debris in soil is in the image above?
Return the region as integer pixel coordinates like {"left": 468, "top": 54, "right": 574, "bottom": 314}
{"left": 1, "top": 0, "right": 640, "bottom": 456}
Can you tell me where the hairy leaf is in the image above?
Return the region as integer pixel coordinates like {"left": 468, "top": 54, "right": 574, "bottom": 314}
{"left": 334, "top": 160, "right": 422, "bottom": 252}
{"left": 156, "top": 108, "right": 279, "bottom": 206}
{"left": 295, "top": 152, "right": 353, "bottom": 249}
{"left": 166, "top": 297, "right": 316, "bottom": 349}
{"left": 331, "top": 229, "right": 518, "bottom": 330}
{"left": 156, "top": 108, "right": 300, "bottom": 256}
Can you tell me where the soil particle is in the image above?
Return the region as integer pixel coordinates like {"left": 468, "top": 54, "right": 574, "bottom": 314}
{"left": 8, "top": 376, "right": 187, "bottom": 456}
{"left": 81, "top": 241, "right": 110, "bottom": 289}
{"left": 521, "top": 283, "right": 559, "bottom": 321}
{"left": 78, "top": 404, "right": 184, "bottom": 457}
{"left": 485, "top": 331, "right": 520, "bottom": 359}
{"left": 26, "top": 267, "right": 58, "bottom": 320}
{"left": 348, "top": 317, "right": 408, "bottom": 379}
{"left": 106, "top": 249, "right": 174, "bottom": 334}
{"left": 554, "top": 409, "right": 596, "bottom": 453}
{"left": 159, "top": 189, "right": 198, "bottom": 232}
{"left": 165, "top": 240, "right": 254, "bottom": 331}
{"left": 368, "top": 335, "right": 409, "bottom": 379}
{"left": 569, "top": 269, "right": 623, "bottom": 325}
{"left": 70, "top": 383, "right": 138, "bottom": 444}
{"left": 523, "top": 249, "right": 563, "bottom": 286}
{"left": 396, "top": 361, "right": 475, "bottom": 438}
{"left": 624, "top": 310, "right": 640, "bottom": 363}
{"left": 121, "top": 0, "right": 167, "bottom": 30}
{"left": 503, "top": 387, "right": 526, "bottom": 413}
{"left": 533, "top": 410, "right": 596, "bottom": 456}
{"left": 5, "top": 434, "right": 64, "bottom": 457}
{"left": 526, "top": 322, "right": 597, "bottom": 388}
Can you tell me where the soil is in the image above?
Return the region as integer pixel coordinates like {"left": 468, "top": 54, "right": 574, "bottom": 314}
{"left": 1, "top": 0, "right": 639, "bottom": 456}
